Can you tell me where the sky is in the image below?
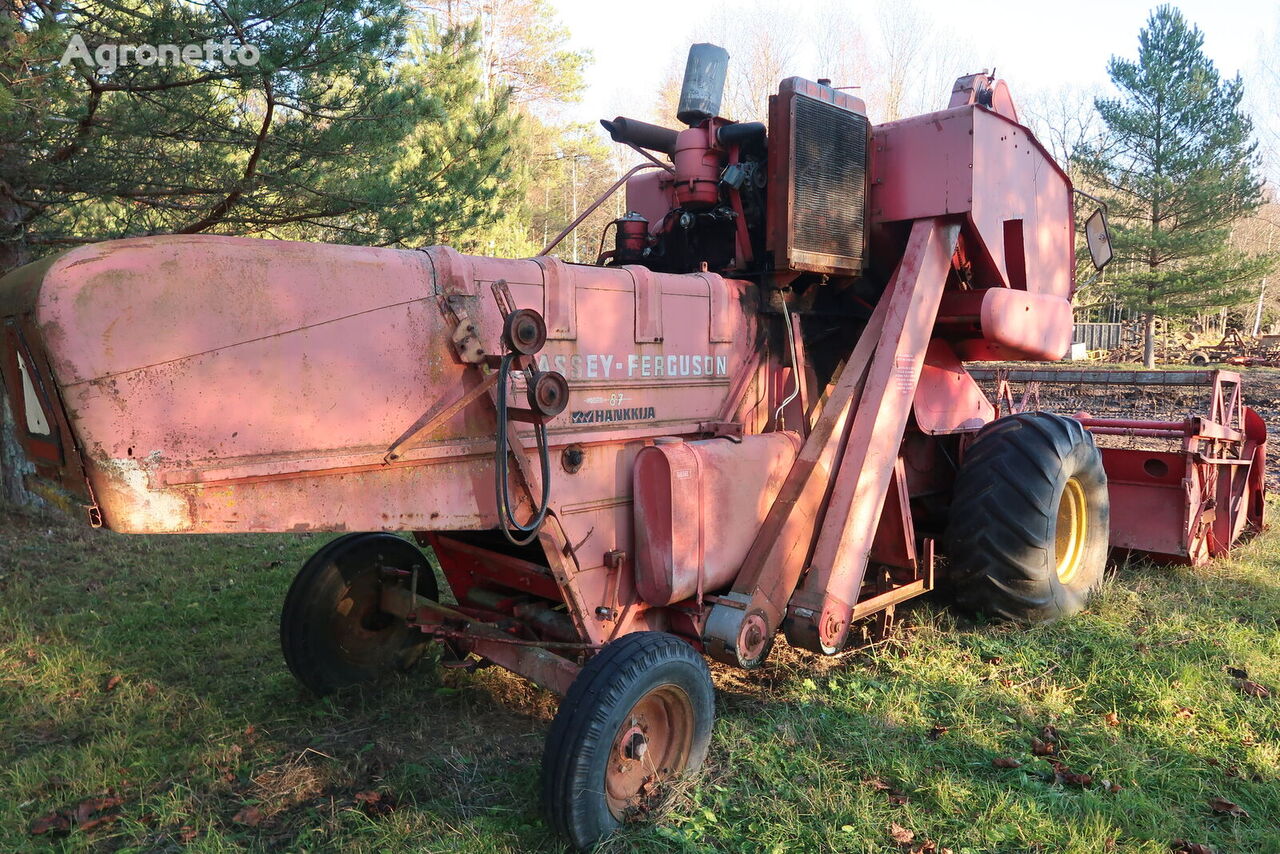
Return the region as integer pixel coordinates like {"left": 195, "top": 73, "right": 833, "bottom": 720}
{"left": 547, "top": 0, "right": 1277, "bottom": 143}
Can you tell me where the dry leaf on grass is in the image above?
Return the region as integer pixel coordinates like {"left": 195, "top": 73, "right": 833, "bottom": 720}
{"left": 889, "top": 822, "right": 915, "bottom": 844}
{"left": 1031, "top": 737, "right": 1056, "bottom": 756}
{"left": 1208, "top": 796, "right": 1249, "bottom": 818}
{"left": 1103, "top": 712, "right": 1120, "bottom": 727}
{"left": 1234, "top": 679, "right": 1271, "bottom": 698}
{"left": 1172, "top": 841, "right": 1216, "bottom": 854}
{"left": 1174, "top": 706, "right": 1195, "bottom": 718}
{"left": 73, "top": 795, "right": 123, "bottom": 825}
{"left": 28, "top": 812, "right": 70, "bottom": 836}
{"left": 103, "top": 675, "right": 121, "bottom": 692}
{"left": 1100, "top": 779, "right": 1123, "bottom": 793}
{"left": 1046, "top": 760, "right": 1092, "bottom": 787}
{"left": 30, "top": 794, "right": 124, "bottom": 837}
{"left": 232, "top": 805, "right": 263, "bottom": 826}
{"left": 992, "top": 757, "right": 1022, "bottom": 769}
{"left": 354, "top": 790, "right": 399, "bottom": 816}
{"left": 927, "top": 724, "right": 949, "bottom": 741}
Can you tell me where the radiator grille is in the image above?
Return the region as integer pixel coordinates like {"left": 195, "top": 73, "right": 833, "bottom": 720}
{"left": 789, "top": 94, "right": 867, "bottom": 272}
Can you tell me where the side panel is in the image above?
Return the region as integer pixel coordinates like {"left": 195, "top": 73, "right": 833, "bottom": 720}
{"left": 23, "top": 236, "right": 759, "bottom": 540}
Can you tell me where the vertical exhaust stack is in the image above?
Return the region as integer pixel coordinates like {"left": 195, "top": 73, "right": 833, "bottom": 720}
{"left": 677, "top": 43, "right": 729, "bottom": 125}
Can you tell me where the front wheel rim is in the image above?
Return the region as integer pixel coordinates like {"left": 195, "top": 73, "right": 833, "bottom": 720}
{"left": 1055, "top": 476, "right": 1088, "bottom": 584}
{"left": 604, "top": 684, "right": 695, "bottom": 820}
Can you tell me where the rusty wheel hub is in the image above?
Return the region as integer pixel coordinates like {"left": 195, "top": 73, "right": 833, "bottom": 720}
{"left": 329, "top": 561, "right": 415, "bottom": 672}
{"left": 604, "top": 685, "right": 695, "bottom": 819}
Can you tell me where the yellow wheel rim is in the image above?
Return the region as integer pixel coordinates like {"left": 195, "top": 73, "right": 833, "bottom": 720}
{"left": 1055, "top": 477, "right": 1087, "bottom": 584}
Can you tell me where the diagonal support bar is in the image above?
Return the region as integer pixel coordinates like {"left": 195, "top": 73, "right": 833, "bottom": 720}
{"left": 786, "top": 217, "right": 959, "bottom": 653}
{"left": 702, "top": 256, "right": 894, "bottom": 666}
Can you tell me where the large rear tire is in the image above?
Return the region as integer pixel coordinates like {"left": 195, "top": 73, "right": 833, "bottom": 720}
{"left": 541, "top": 632, "right": 715, "bottom": 850}
{"left": 281, "top": 532, "right": 438, "bottom": 695}
{"left": 945, "top": 412, "right": 1109, "bottom": 622}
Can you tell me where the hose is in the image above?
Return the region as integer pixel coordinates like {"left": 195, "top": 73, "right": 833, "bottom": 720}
{"left": 773, "top": 294, "right": 801, "bottom": 429}
{"left": 494, "top": 353, "right": 553, "bottom": 546}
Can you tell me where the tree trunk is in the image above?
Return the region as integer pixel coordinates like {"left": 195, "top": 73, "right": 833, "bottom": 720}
{"left": 0, "top": 230, "right": 41, "bottom": 508}
{"left": 0, "top": 383, "right": 39, "bottom": 508}
{"left": 1143, "top": 311, "right": 1157, "bottom": 368}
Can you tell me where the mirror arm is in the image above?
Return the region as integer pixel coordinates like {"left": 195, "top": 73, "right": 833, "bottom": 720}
{"left": 1072, "top": 188, "right": 1108, "bottom": 212}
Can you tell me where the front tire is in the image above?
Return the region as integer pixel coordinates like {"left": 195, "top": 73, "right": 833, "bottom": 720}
{"left": 945, "top": 412, "right": 1109, "bottom": 622}
{"left": 541, "top": 632, "right": 715, "bottom": 850}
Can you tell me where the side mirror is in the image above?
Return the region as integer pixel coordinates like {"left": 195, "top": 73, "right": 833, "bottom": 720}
{"left": 1085, "top": 206, "right": 1112, "bottom": 271}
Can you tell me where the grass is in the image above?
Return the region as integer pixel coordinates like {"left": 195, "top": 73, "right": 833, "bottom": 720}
{"left": 2, "top": 503, "right": 1280, "bottom": 853}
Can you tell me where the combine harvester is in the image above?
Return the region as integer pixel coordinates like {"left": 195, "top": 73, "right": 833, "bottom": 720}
{"left": 0, "top": 44, "right": 1266, "bottom": 848}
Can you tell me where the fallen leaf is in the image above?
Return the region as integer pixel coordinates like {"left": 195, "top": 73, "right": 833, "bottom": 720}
{"left": 1061, "top": 768, "right": 1093, "bottom": 787}
{"left": 1045, "top": 759, "right": 1091, "bottom": 787}
{"left": 355, "top": 790, "right": 398, "bottom": 816}
{"left": 1136, "top": 643, "right": 1152, "bottom": 655}
{"left": 1103, "top": 712, "right": 1120, "bottom": 727}
{"left": 1235, "top": 679, "right": 1271, "bottom": 698}
{"left": 863, "top": 777, "right": 893, "bottom": 791}
{"left": 1171, "top": 841, "right": 1216, "bottom": 854}
{"left": 1031, "top": 737, "right": 1056, "bottom": 756}
{"left": 103, "top": 675, "right": 122, "bottom": 692}
{"left": 1101, "top": 779, "right": 1123, "bottom": 793}
{"left": 982, "top": 655, "right": 1003, "bottom": 665}
{"left": 232, "top": 805, "right": 263, "bottom": 826}
{"left": 177, "top": 825, "right": 198, "bottom": 843}
{"left": 890, "top": 822, "right": 915, "bottom": 844}
{"left": 888, "top": 792, "right": 910, "bottom": 806}
{"left": 912, "top": 841, "right": 937, "bottom": 853}
{"left": 993, "top": 757, "right": 1022, "bottom": 768}
{"left": 1226, "top": 666, "right": 1249, "bottom": 680}
{"left": 1208, "top": 796, "right": 1249, "bottom": 818}
{"left": 1041, "top": 725, "right": 1061, "bottom": 742}
{"left": 244, "top": 724, "right": 256, "bottom": 737}
{"left": 927, "top": 724, "right": 949, "bottom": 741}
{"left": 1224, "top": 765, "right": 1241, "bottom": 778}
{"left": 73, "top": 795, "right": 123, "bottom": 824}
{"left": 998, "top": 678, "right": 1014, "bottom": 689}
{"left": 1174, "top": 706, "right": 1195, "bottom": 719}
{"left": 28, "top": 812, "right": 70, "bottom": 836}
{"left": 78, "top": 813, "right": 120, "bottom": 833}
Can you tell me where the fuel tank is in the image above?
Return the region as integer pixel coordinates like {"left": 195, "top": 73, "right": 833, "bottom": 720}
{"left": 0, "top": 235, "right": 759, "bottom": 534}
{"left": 632, "top": 432, "right": 800, "bottom": 605}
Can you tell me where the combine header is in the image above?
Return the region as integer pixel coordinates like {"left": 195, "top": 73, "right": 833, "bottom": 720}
{"left": 0, "top": 44, "right": 1266, "bottom": 848}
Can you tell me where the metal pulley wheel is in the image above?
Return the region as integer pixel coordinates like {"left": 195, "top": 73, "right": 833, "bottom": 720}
{"left": 528, "top": 370, "right": 570, "bottom": 419}
{"left": 503, "top": 308, "right": 548, "bottom": 355}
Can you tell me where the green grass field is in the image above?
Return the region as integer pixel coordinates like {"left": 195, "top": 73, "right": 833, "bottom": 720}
{"left": 2, "top": 502, "right": 1279, "bottom": 853}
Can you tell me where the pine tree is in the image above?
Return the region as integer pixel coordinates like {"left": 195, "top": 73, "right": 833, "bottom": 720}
{"left": 0, "top": 1, "right": 520, "bottom": 270}
{"left": 1075, "top": 5, "right": 1271, "bottom": 367}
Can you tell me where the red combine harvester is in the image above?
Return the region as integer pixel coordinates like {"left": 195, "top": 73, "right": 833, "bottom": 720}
{"left": 0, "top": 44, "right": 1266, "bottom": 848}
